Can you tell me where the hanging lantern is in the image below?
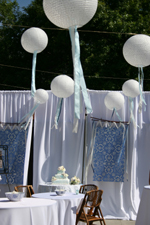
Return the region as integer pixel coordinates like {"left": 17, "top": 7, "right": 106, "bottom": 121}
{"left": 123, "top": 34, "right": 150, "bottom": 68}
{"left": 122, "top": 79, "right": 140, "bottom": 98}
{"left": 21, "top": 27, "right": 48, "bottom": 53}
{"left": 43, "top": 0, "right": 97, "bottom": 121}
{"left": 122, "top": 34, "right": 149, "bottom": 111}
{"left": 51, "top": 75, "right": 74, "bottom": 98}
{"left": 104, "top": 92, "right": 125, "bottom": 111}
{"left": 19, "top": 28, "right": 49, "bottom": 129}
{"left": 43, "top": 0, "right": 98, "bottom": 29}
{"left": 43, "top": 0, "right": 97, "bottom": 130}
{"left": 34, "top": 89, "right": 49, "bottom": 104}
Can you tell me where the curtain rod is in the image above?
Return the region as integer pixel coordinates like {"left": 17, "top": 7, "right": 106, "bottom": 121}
{"left": 0, "top": 122, "right": 19, "bottom": 125}
{"left": 91, "top": 117, "right": 129, "bottom": 124}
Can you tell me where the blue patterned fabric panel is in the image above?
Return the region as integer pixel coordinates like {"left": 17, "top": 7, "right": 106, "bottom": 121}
{"left": 93, "top": 125, "right": 127, "bottom": 182}
{"left": 0, "top": 128, "right": 27, "bottom": 184}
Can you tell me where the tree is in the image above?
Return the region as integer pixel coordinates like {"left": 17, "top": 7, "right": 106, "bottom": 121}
{"left": 0, "top": 0, "right": 150, "bottom": 91}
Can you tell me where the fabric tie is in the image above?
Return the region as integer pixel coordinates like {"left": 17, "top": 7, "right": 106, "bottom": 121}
{"left": 19, "top": 103, "right": 39, "bottom": 129}
{"left": 138, "top": 67, "right": 146, "bottom": 112}
{"left": 69, "top": 26, "right": 92, "bottom": 120}
{"left": 128, "top": 97, "right": 137, "bottom": 128}
{"left": 111, "top": 108, "right": 122, "bottom": 122}
{"left": 54, "top": 98, "right": 63, "bottom": 129}
{"left": 31, "top": 51, "right": 37, "bottom": 97}
{"left": 19, "top": 50, "right": 38, "bottom": 129}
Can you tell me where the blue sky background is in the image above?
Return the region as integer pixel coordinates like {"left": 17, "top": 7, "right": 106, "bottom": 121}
{"left": 12, "top": 0, "right": 32, "bottom": 8}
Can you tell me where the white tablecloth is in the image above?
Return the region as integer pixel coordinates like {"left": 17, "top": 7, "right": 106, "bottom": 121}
{"left": 32, "top": 192, "right": 84, "bottom": 225}
{"left": 135, "top": 185, "right": 150, "bottom": 225}
{"left": 0, "top": 197, "right": 58, "bottom": 225}
{"left": 38, "top": 183, "right": 81, "bottom": 193}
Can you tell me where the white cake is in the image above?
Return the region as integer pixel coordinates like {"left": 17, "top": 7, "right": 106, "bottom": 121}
{"left": 51, "top": 166, "right": 70, "bottom": 185}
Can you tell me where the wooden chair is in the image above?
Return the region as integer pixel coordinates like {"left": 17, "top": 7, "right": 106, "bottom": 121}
{"left": 14, "top": 185, "right": 35, "bottom": 197}
{"left": 79, "top": 184, "right": 98, "bottom": 194}
{"left": 76, "top": 189, "right": 106, "bottom": 225}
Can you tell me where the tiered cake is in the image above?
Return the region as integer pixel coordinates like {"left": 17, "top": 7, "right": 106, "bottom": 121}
{"left": 51, "top": 166, "right": 70, "bottom": 185}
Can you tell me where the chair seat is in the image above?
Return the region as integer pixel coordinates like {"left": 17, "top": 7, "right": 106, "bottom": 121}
{"left": 79, "top": 213, "right": 104, "bottom": 222}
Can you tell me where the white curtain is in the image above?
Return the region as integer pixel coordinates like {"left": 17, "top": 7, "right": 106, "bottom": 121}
{"left": 0, "top": 91, "right": 33, "bottom": 194}
{"left": 33, "top": 92, "right": 85, "bottom": 193}
{"left": 33, "top": 90, "right": 150, "bottom": 220}
{"left": 86, "top": 90, "right": 150, "bottom": 220}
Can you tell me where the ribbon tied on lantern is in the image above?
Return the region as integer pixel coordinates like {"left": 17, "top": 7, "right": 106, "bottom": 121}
{"left": 69, "top": 26, "right": 92, "bottom": 120}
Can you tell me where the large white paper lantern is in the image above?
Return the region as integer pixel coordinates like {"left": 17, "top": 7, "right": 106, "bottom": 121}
{"left": 34, "top": 89, "right": 49, "bottom": 104}
{"left": 43, "top": 0, "right": 98, "bottom": 29}
{"left": 123, "top": 34, "right": 150, "bottom": 67}
{"left": 51, "top": 75, "right": 74, "bottom": 98}
{"left": 122, "top": 79, "right": 140, "bottom": 98}
{"left": 21, "top": 27, "right": 48, "bottom": 53}
{"left": 104, "top": 92, "right": 124, "bottom": 111}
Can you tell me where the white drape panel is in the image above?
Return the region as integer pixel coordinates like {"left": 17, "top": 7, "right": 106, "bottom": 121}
{"left": 0, "top": 91, "right": 33, "bottom": 192}
{"left": 86, "top": 90, "right": 150, "bottom": 220}
{"left": 33, "top": 92, "right": 85, "bottom": 193}
{"left": 33, "top": 90, "right": 150, "bottom": 220}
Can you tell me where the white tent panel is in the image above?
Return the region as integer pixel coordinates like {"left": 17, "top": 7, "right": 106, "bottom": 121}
{"left": 33, "top": 90, "right": 150, "bottom": 220}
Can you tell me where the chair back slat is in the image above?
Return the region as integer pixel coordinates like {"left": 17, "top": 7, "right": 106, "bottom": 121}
{"left": 79, "top": 184, "right": 98, "bottom": 194}
{"left": 14, "top": 185, "right": 34, "bottom": 197}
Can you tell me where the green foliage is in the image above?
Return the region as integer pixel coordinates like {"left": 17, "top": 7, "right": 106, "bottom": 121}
{"left": 0, "top": 0, "right": 150, "bottom": 90}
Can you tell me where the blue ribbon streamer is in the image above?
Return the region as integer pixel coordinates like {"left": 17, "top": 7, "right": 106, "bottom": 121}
{"left": 69, "top": 26, "right": 92, "bottom": 119}
{"left": 54, "top": 98, "right": 63, "bottom": 129}
{"left": 19, "top": 103, "right": 40, "bottom": 128}
{"left": 117, "top": 124, "right": 129, "bottom": 163}
{"left": 115, "top": 108, "right": 123, "bottom": 122}
{"left": 31, "top": 51, "right": 37, "bottom": 97}
{"left": 128, "top": 97, "right": 138, "bottom": 128}
{"left": 138, "top": 67, "right": 146, "bottom": 111}
{"left": 111, "top": 108, "right": 115, "bottom": 119}
{"left": 111, "top": 108, "right": 122, "bottom": 122}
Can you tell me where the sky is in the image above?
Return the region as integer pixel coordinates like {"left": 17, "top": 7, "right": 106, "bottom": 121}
{"left": 12, "top": 0, "right": 32, "bottom": 8}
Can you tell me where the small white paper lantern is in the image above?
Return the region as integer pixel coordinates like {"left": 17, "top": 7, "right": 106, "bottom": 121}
{"left": 21, "top": 27, "right": 48, "bottom": 53}
{"left": 122, "top": 79, "right": 140, "bottom": 98}
{"left": 51, "top": 75, "right": 74, "bottom": 98}
{"left": 104, "top": 92, "right": 124, "bottom": 111}
{"left": 34, "top": 89, "right": 49, "bottom": 104}
{"left": 123, "top": 34, "right": 150, "bottom": 67}
{"left": 43, "top": 0, "right": 98, "bottom": 29}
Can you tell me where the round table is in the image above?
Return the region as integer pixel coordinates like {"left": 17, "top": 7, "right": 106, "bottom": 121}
{"left": 38, "top": 183, "right": 82, "bottom": 193}
{"left": 135, "top": 185, "right": 150, "bottom": 225}
{"left": 0, "top": 197, "right": 58, "bottom": 225}
{"left": 32, "top": 192, "right": 84, "bottom": 225}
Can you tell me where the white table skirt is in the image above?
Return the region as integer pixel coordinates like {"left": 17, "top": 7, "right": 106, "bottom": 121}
{"left": 0, "top": 197, "right": 58, "bottom": 225}
{"left": 135, "top": 185, "right": 150, "bottom": 225}
{"left": 38, "top": 183, "right": 81, "bottom": 193}
{"left": 32, "top": 192, "right": 84, "bottom": 225}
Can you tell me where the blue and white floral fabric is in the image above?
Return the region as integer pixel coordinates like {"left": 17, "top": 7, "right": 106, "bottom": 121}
{"left": 92, "top": 122, "right": 128, "bottom": 182}
{"left": 0, "top": 125, "right": 28, "bottom": 184}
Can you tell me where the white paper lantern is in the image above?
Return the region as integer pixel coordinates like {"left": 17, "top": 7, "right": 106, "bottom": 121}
{"left": 43, "top": 0, "right": 98, "bottom": 29}
{"left": 104, "top": 92, "right": 124, "bottom": 111}
{"left": 123, "top": 34, "right": 150, "bottom": 67}
{"left": 51, "top": 75, "right": 74, "bottom": 98}
{"left": 21, "top": 27, "right": 48, "bottom": 53}
{"left": 34, "top": 89, "right": 49, "bottom": 104}
{"left": 122, "top": 79, "right": 140, "bottom": 98}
